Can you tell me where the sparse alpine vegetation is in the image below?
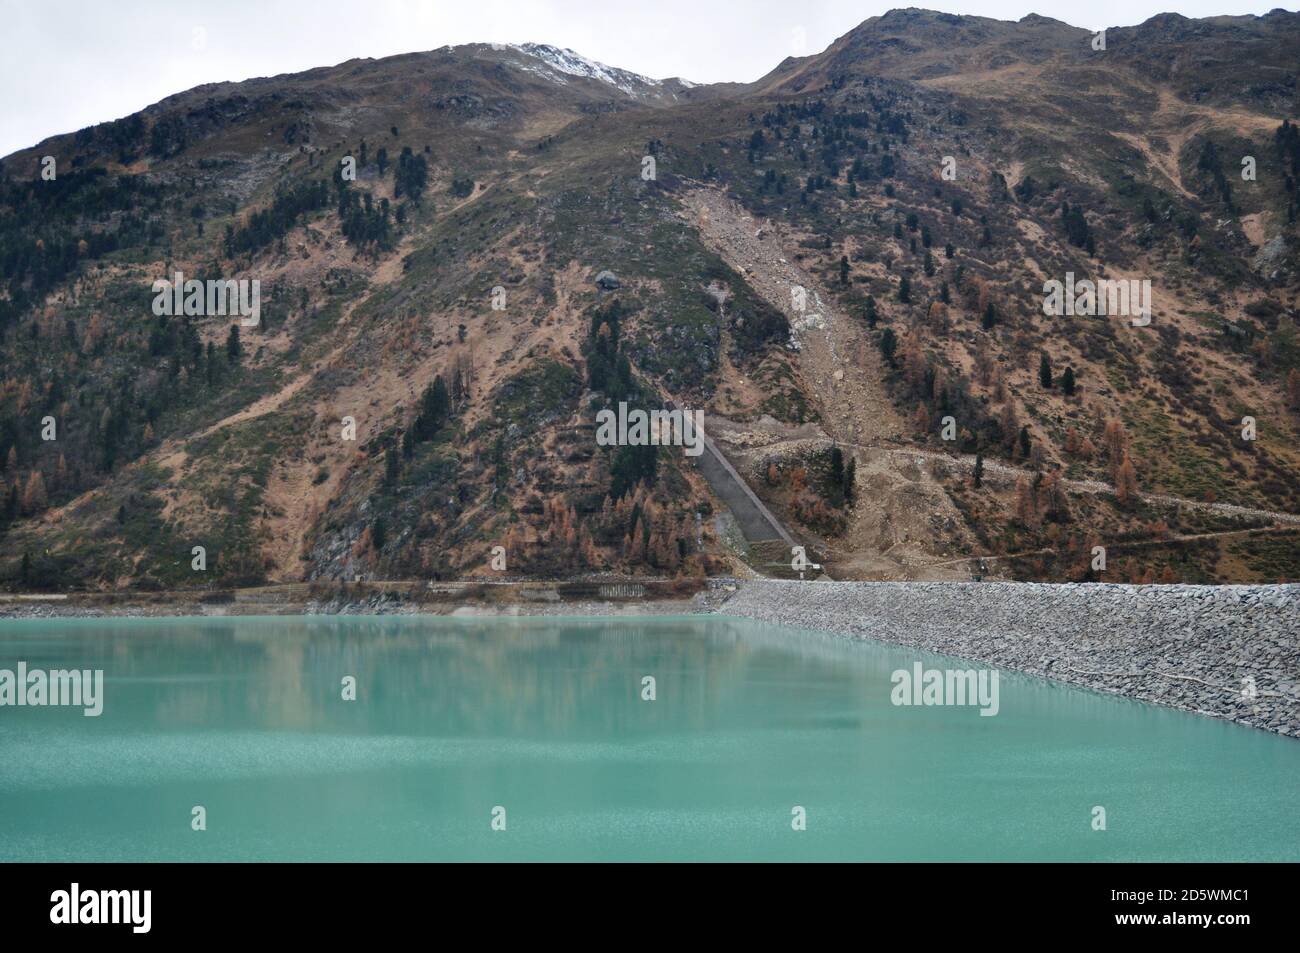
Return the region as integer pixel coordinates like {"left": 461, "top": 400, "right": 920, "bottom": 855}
{"left": 1, "top": 8, "right": 1298, "bottom": 590}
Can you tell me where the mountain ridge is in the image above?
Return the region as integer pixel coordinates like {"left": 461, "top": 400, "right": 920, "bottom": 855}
{"left": 11, "top": 7, "right": 1300, "bottom": 165}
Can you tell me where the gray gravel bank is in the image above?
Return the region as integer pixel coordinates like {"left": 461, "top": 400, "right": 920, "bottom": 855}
{"left": 713, "top": 580, "right": 1300, "bottom": 737}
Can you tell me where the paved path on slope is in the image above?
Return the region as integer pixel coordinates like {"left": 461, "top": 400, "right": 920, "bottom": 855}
{"left": 662, "top": 399, "right": 793, "bottom": 546}
{"left": 695, "top": 429, "right": 794, "bottom": 545}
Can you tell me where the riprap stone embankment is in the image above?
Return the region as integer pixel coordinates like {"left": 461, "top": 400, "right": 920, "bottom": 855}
{"left": 713, "top": 580, "right": 1300, "bottom": 736}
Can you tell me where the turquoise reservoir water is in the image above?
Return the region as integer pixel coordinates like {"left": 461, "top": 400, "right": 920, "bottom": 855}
{"left": 0, "top": 615, "right": 1296, "bottom": 861}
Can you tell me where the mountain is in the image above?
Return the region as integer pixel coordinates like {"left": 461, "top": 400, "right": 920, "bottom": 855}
{"left": 2, "top": 8, "right": 1298, "bottom": 592}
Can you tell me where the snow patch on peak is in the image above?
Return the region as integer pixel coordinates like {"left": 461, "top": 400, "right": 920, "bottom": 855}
{"left": 510, "top": 42, "right": 660, "bottom": 96}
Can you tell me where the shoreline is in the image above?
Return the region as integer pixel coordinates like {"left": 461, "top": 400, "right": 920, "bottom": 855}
{"left": 715, "top": 580, "right": 1299, "bottom": 738}
{"left": 2, "top": 579, "right": 1295, "bottom": 737}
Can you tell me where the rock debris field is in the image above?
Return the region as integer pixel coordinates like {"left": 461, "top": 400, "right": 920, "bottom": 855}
{"left": 714, "top": 580, "right": 1300, "bottom": 736}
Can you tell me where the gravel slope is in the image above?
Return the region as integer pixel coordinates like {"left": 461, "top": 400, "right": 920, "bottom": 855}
{"left": 714, "top": 579, "right": 1300, "bottom": 736}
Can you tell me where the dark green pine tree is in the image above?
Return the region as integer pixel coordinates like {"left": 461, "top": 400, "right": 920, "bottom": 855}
{"left": 879, "top": 327, "right": 898, "bottom": 366}
{"left": 415, "top": 376, "right": 451, "bottom": 440}
{"left": 225, "top": 325, "right": 241, "bottom": 364}
{"left": 1061, "top": 366, "right": 1076, "bottom": 396}
{"left": 828, "top": 446, "right": 845, "bottom": 504}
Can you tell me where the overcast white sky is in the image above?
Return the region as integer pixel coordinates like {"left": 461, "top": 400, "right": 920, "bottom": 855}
{"left": 1, "top": 1, "right": 1292, "bottom": 158}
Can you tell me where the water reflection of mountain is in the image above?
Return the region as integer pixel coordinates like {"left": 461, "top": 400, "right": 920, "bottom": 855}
{"left": 82, "top": 617, "right": 882, "bottom": 736}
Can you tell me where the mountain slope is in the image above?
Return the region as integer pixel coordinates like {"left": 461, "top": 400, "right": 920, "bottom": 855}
{"left": 2, "top": 8, "right": 1298, "bottom": 590}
